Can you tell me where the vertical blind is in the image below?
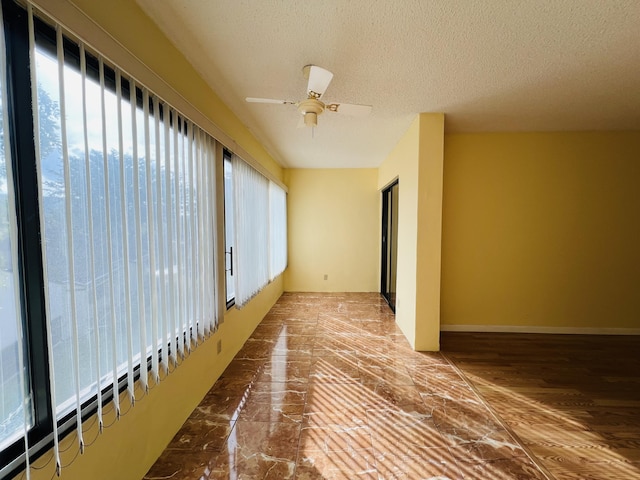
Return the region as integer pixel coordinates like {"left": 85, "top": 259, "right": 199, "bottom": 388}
{"left": 232, "top": 154, "right": 287, "bottom": 307}
{"left": 0, "top": 1, "right": 287, "bottom": 477}
{"left": 4, "top": 4, "right": 219, "bottom": 475}
{"left": 232, "top": 155, "right": 269, "bottom": 306}
{"left": 269, "top": 181, "right": 288, "bottom": 281}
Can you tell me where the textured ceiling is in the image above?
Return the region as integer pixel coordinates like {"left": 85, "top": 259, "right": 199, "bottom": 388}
{"left": 135, "top": 0, "right": 640, "bottom": 168}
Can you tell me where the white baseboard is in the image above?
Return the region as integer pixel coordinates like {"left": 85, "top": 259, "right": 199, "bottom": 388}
{"left": 440, "top": 324, "right": 640, "bottom": 335}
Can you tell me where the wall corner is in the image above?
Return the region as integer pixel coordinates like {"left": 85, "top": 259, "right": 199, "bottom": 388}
{"left": 414, "top": 113, "right": 445, "bottom": 351}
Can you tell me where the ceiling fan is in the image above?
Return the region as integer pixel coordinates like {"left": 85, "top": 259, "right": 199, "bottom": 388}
{"left": 246, "top": 65, "right": 372, "bottom": 128}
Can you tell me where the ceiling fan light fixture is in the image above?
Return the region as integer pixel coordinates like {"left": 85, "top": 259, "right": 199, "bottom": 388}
{"left": 298, "top": 98, "right": 324, "bottom": 127}
{"left": 304, "top": 111, "right": 317, "bottom": 127}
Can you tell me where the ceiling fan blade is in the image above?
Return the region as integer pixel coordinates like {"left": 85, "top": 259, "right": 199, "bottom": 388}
{"left": 326, "top": 103, "right": 372, "bottom": 116}
{"left": 307, "top": 65, "right": 333, "bottom": 98}
{"left": 246, "top": 97, "right": 295, "bottom": 104}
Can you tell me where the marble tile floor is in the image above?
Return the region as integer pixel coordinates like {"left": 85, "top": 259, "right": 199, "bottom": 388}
{"left": 144, "top": 293, "right": 549, "bottom": 479}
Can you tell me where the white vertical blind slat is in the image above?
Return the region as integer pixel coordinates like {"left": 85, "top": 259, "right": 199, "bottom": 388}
{"left": 206, "top": 134, "right": 214, "bottom": 332}
{"left": 79, "top": 43, "right": 103, "bottom": 431}
{"left": 166, "top": 108, "right": 177, "bottom": 366}
{"left": 29, "top": 7, "right": 62, "bottom": 467}
{"left": 187, "top": 126, "right": 196, "bottom": 345}
{"left": 115, "top": 69, "right": 135, "bottom": 405}
{"left": 144, "top": 89, "right": 160, "bottom": 383}
{"left": 205, "top": 133, "right": 213, "bottom": 331}
{"left": 212, "top": 138, "right": 219, "bottom": 329}
{"left": 212, "top": 138, "right": 219, "bottom": 328}
{"left": 131, "top": 80, "right": 148, "bottom": 393}
{"left": 182, "top": 124, "right": 191, "bottom": 348}
{"left": 153, "top": 96, "right": 166, "bottom": 377}
{"left": 199, "top": 133, "right": 207, "bottom": 334}
{"left": 210, "top": 138, "right": 215, "bottom": 330}
{"left": 98, "top": 56, "right": 120, "bottom": 419}
{"left": 56, "top": 24, "right": 85, "bottom": 456}
{"left": 186, "top": 127, "right": 192, "bottom": 338}
{"left": 201, "top": 136, "right": 208, "bottom": 333}
{"left": 195, "top": 128, "right": 204, "bottom": 338}
{"left": 204, "top": 135, "right": 215, "bottom": 333}
{"left": 175, "top": 118, "right": 185, "bottom": 358}
{"left": 200, "top": 129, "right": 206, "bottom": 335}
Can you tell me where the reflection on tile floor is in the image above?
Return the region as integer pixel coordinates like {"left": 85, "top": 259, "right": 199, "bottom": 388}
{"left": 144, "top": 293, "right": 548, "bottom": 479}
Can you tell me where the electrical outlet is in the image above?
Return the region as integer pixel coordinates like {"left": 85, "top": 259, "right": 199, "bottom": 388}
{"left": 324, "top": 274, "right": 328, "bottom": 280}
{"left": 217, "top": 339, "right": 222, "bottom": 354}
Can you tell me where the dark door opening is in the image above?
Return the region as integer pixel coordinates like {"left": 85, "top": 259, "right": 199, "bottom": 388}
{"left": 381, "top": 181, "right": 398, "bottom": 312}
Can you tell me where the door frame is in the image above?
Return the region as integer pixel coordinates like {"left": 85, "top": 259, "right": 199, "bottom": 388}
{"left": 381, "top": 180, "right": 398, "bottom": 312}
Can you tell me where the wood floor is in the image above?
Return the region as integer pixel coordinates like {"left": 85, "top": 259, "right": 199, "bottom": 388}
{"left": 442, "top": 332, "right": 640, "bottom": 480}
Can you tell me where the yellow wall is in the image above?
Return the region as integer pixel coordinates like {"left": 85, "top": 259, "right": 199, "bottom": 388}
{"left": 379, "top": 118, "right": 420, "bottom": 347}
{"left": 378, "top": 113, "right": 444, "bottom": 350}
{"left": 284, "top": 168, "right": 379, "bottom": 292}
{"left": 415, "top": 115, "right": 445, "bottom": 349}
{"left": 441, "top": 131, "right": 640, "bottom": 330}
{"left": 65, "top": 0, "right": 282, "bottom": 177}
{"left": 21, "top": 1, "right": 284, "bottom": 479}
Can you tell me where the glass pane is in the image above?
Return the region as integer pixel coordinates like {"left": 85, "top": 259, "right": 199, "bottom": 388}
{"left": 0, "top": 41, "right": 30, "bottom": 448}
{"left": 389, "top": 183, "right": 398, "bottom": 308}
{"left": 381, "top": 182, "right": 398, "bottom": 311}
{"left": 33, "top": 31, "right": 217, "bottom": 416}
{"left": 269, "top": 182, "right": 287, "bottom": 280}
{"left": 34, "top": 42, "right": 204, "bottom": 414}
{"left": 35, "top": 47, "right": 80, "bottom": 412}
{"left": 34, "top": 46, "right": 148, "bottom": 412}
{"left": 223, "top": 157, "right": 235, "bottom": 303}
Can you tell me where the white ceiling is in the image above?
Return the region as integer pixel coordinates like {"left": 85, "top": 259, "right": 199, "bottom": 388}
{"left": 135, "top": 0, "right": 640, "bottom": 169}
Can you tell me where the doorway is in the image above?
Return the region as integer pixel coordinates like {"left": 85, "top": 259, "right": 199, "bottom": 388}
{"left": 381, "top": 181, "right": 398, "bottom": 312}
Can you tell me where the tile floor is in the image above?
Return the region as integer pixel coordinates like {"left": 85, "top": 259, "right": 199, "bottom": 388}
{"left": 144, "top": 292, "right": 548, "bottom": 479}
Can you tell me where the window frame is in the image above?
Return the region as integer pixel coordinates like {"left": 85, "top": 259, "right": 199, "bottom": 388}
{"left": 222, "top": 149, "right": 235, "bottom": 309}
{"left": 1, "top": 1, "right": 54, "bottom": 473}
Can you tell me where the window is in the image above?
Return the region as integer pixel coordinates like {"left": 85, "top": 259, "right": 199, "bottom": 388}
{"left": 223, "top": 151, "right": 235, "bottom": 306}
{"left": 0, "top": 2, "right": 218, "bottom": 477}
{"left": 269, "top": 181, "right": 287, "bottom": 281}
{"left": 231, "top": 154, "right": 287, "bottom": 308}
{"left": 0, "top": 5, "right": 29, "bottom": 452}
{"left": 232, "top": 155, "right": 269, "bottom": 306}
{"left": 0, "top": 0, "right": 287, "bottom": 476}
